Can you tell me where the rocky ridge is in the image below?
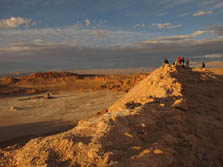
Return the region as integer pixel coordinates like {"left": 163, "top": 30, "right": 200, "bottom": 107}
{"left": 1, "top": 64, "right": 223, "bottom": 167}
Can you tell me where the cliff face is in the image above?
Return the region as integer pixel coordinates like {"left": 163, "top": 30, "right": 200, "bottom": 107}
{"left": 1, "top": 64, "right": 223, "bottom": 167}
{"left": 0, "top": 72, "right": 148, "bottom": 95}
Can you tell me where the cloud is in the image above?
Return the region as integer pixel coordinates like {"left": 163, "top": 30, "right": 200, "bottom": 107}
{"left": 192, "top": 30, "right": 207, "bottom": 36}
{"left": 158, "top": 12, "right": 168, "bottom": 17}
{"left": 179, "top": 13, "right": 190, "bottom": 17}
{"left": 0, "top": 26, "right": 152, "bottom": 48}
{"left": 134, "top": 24, "right": 145, "bottom": 28}
{"left": 135, "top": 38, "right": 223, "bottom": 59}
{"left": 153, "top": 30, "right": 207, "bottom": 41}
{"left": 152, "top": 23, "right": 182, "bottom": 29}
{"left": 72, "top": 21, "right": 82, "bottom": 30}
{"left": 209, "top": 25, "right": 223, "bottom": 36}
{"left": 92, "top": 29, "right": 108, "bottom": 38}
{"left": 0, "top": 17, "right": 35, "bottom": 29}
{"left": 214, "top": 2, "right": 223, "bottom": 9}
{"left": 1, "top": 37, "right": 223, "bottom": 72}
{"left": 85, "top": 19, "right": 90, "bottom": 27}
{"left": 33, "top": 39, "right": 43, "bottom": 44}
{"left": 193, "top": 53, "right": 223, "bottom": 59}
{"left": 193, "top": 10, "right": 212, "bottom": 16}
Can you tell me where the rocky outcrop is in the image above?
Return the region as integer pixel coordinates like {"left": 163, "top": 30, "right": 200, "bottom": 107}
{"left": 0, "top": 72, "right": 148, "bottom": 96}
{"left": 0, "top": 77, "right": 19, "bottom": 85}
{"left": 1, "top": 64, "right": 223, "bottom": 167}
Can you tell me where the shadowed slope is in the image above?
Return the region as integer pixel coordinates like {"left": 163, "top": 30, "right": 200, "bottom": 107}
{"left": 1, "top": 65, "right": 223, "bottom": 167}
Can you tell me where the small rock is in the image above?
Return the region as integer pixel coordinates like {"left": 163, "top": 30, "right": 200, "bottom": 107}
{"left": 44, "top": 92, "right": 52, "bottom": 99}
{"left": 97, "top": 109, "right": 108, "bottom": 115}
{"left": 10, "top": 106, "right": 20, "bottom": 112}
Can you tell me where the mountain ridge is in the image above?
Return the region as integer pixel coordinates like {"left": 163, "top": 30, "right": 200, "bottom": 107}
{"left": 1, "top": 64, "right": 223, "bottom": 167}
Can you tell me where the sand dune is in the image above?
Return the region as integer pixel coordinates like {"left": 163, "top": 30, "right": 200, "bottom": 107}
{"left": 1, "top": 65, "right": 223, "bottom": 167}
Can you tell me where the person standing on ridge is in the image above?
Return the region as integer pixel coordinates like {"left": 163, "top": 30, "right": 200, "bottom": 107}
{"left": 178, "top": 56, "right": 182, "bottom": 65}
{"left": 202, "top": 62, "right": 206, "bottom": 71}
{"left": 186, "top": 58, "right": 190, "bottom": 68}
{"left": 162, "top": 57, "right": 169, "bottom": 67}
{"left": 182, "top": 57, "right": 185, "bottom": 67}
{"left": 164, "top": 57, "right": 169, "bottom": 64}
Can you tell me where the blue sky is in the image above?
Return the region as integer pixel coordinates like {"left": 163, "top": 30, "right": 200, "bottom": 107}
{"left": 0, "top": 0, "right": 223, "bottom": 72}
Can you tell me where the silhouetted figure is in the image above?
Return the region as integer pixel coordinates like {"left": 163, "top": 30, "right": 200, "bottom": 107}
{"left": 202, "top": 62, "right": 206, "bottom": 71}
{"left": 186, "top": 58, "right": 190, "bottom": 68}
{"left": 164, "top": 57, "right": 169, "bottom": 64}
{"left": 182, "top": 57, "right": 185, "bottom": 67}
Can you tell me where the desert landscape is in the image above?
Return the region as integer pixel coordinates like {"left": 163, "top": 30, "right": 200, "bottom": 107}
{"left": 1, "top": 0, "right": 223, "bottom": 166}
{"left": 0, "top": 71, "right": 148, "bottom": 147}
{"left": 0, "top": 64, "right": 223, "bottom": 167}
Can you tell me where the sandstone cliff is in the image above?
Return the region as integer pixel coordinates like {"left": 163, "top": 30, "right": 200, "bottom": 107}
{"left": 0, "top": 72, "right": 148, "bottom": 96}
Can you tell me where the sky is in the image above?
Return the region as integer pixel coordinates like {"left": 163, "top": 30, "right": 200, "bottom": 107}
{"left": 0, "top": 0, "right": 223, "bottom": 72}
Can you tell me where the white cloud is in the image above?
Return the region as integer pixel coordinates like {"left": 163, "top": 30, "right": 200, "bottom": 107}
{"left": 0, "top": 17, "right": 35, "bottom": 29}
{"left": 85, "top": 19, "right": 90, "bottom": 27}
{"left": 0, "top": 26, "right": 152, "bottom": 48}
{"left": 152, "top": 23, "right": 182, "bottom": 29}
{"left": 140, "top": 30, "right": 208, "bottom": 43}
{"left": 134, "top": 24, "right": 145, "bottom": 28}
{"left": 158, "top": 12, "right": 168, "bottom": 17}
{"left": 193, "top": 10, "right": 212, "bottom": 16}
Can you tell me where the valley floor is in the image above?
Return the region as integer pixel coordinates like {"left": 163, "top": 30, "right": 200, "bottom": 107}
{"left": 0, "top": 90, "right": 124, "bottom": 147}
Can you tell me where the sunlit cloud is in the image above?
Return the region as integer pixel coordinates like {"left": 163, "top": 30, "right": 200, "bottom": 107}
{"left": 136, "top": 30, "right": 208, "bottom": 45}
{"left": 85, "top": 19, "right": 90, "bottom": 27}
{"left": 152, "top": 23, "right": 182, "bottom": 29}
{"left": 32, "top": 39, "right": 43, "bottom": 44}
{"left": 134, "top": 24, "right": 145, "bottom": 28}
{"left": 193, "top": 10, "right": 212, "bottom": 16}
{"left": 154, "top": 30, "right": 207, "bottom": 41}
{"left": 0, "top": 17, "right": 35, "bottom": 29}
{"left": 193, "top": 53, "right": 223, "bottom": 59}
{"left": 0, "top": 26, "right": 153, "bottom": 48}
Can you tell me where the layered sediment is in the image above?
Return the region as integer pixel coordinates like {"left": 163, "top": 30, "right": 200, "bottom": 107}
{"left": 0, "top": 72, "right": 148, "bottom": 96}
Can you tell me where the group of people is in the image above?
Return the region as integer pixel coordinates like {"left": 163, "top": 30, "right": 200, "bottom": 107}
{"left": 163, "top": 56, "right": 206, "bottom": 69}
{"left": 176, "top": 56, "right": 190, "bottom": 67}
{"left": 163, "top": 56, "right": 190, "bottom": 67}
